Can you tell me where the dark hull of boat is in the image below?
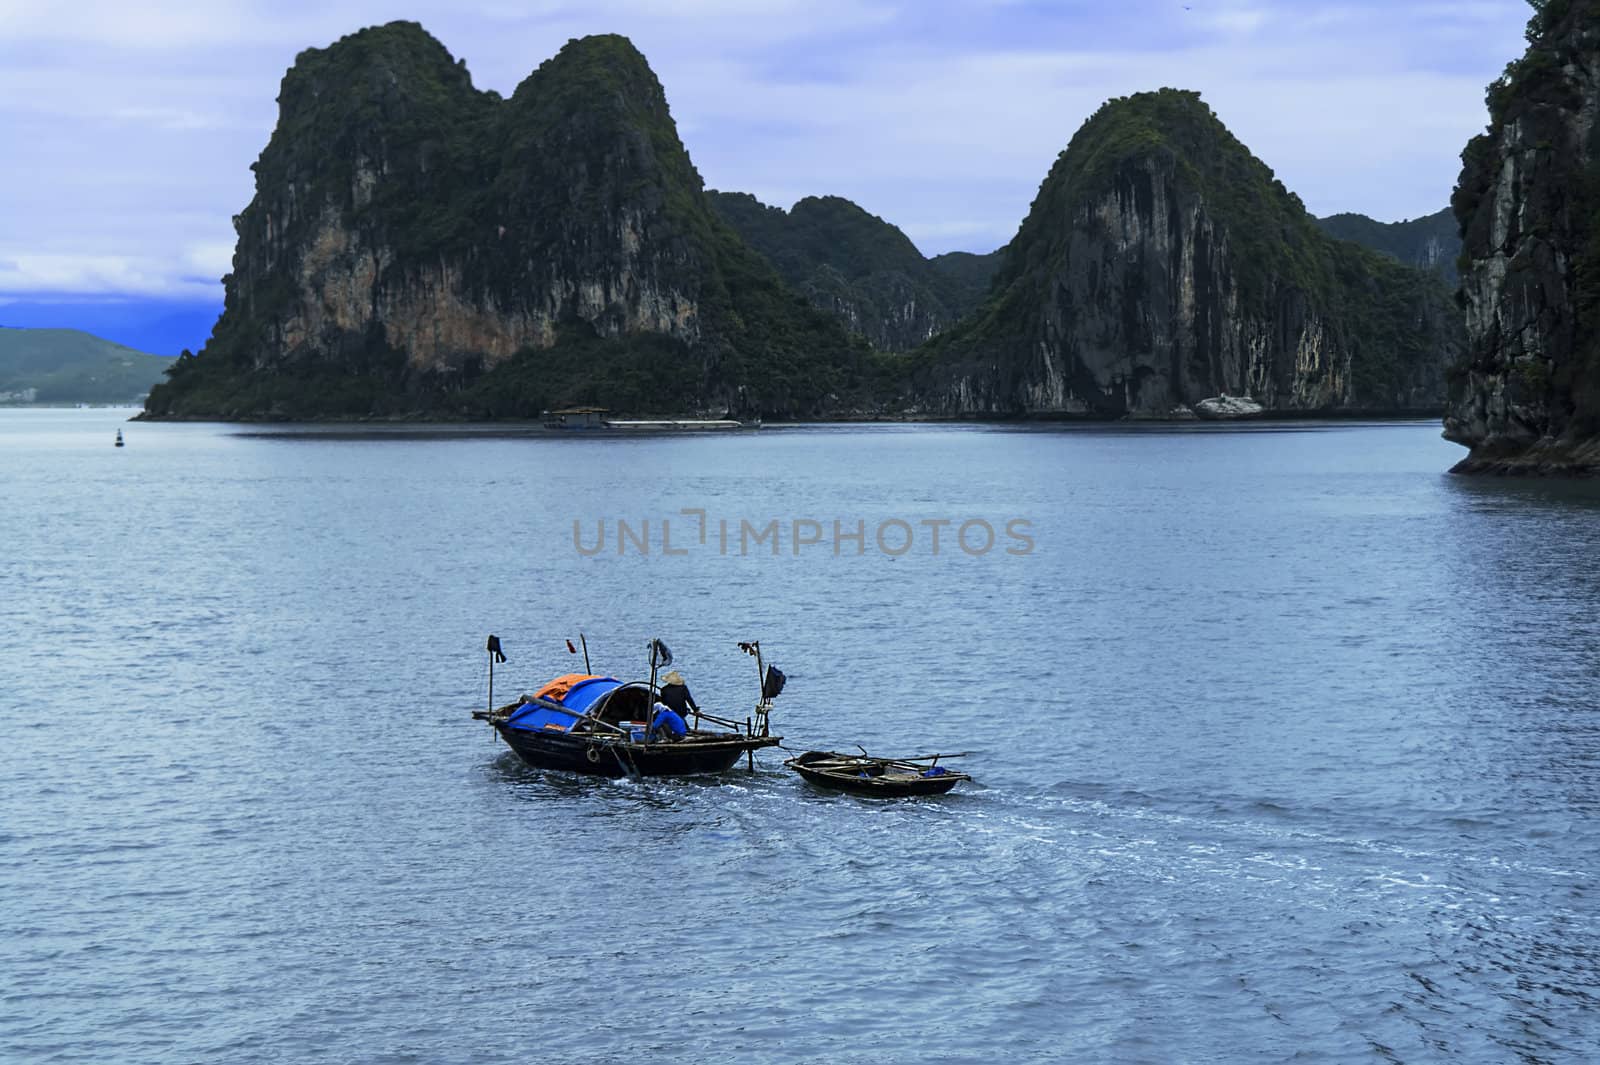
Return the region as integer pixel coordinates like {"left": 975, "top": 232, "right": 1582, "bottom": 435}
{"left": 495, "top": 723, "right": 779, "bottom": 778}
{"left": 786, "top": 753, "right": 969, "bottom": 797}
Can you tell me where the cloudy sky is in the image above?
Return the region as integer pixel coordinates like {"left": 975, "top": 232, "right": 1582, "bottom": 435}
{"left": 1, "top": 0, "right": 1531, "bottom": 348}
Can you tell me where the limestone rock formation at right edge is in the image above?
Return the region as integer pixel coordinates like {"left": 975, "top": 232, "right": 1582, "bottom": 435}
{"left": 1447, "top": 0, "right": 1600, "bottom": 473}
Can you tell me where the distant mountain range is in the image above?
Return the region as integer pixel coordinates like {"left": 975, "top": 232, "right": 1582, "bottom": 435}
{"left": 706, "top": 192, "right": 1000, "bottom": 353}
{"left": 0, "top": 300, "right": 219, "bottom": 357}
{"left": 704, "top": 195, "right": 1462, "bottom": 362}
{"left": 1314, "top": 208, "right": 1460, "bottom": 285}
{"left": 0, "top": 328, "right": 171, "bottom": 404}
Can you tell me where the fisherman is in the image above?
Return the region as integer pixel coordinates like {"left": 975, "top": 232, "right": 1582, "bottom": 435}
{"left": 658, "top": 670, "right": 701, "bottom": 721}
{"left": 649, "top": 703, "right": 688, "bottom": 742}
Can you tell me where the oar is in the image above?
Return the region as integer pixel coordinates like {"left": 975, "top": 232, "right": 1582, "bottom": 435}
{"left": 855, "top": 744, "right": 974, "bottom": 767}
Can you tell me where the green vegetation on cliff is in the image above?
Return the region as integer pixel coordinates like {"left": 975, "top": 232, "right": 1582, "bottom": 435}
{"left": 927, "top": 251, "right": 1003, "bottom": 313}
{"left": 0, "top": 328, "right": 170, "bottom": 404}
{"left": 1009, "top": 91, "right": 1310, "bottom": 300}
{"left": 145, "top": 23, "right": 876, "bottom": 420}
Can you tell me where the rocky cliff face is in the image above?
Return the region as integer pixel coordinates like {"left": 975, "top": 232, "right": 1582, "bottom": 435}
{"left": 1445, "top": 0, "right": 1600, "bottom": 473}
{"left": 1316, "top": 208, "right": 1461, "bottom": 285}
{"left": 707, "top": 192, "right": 1000, "bottom": 352}
{"left": 912, "top": 90, "right": 1462, "bottom": 417}
{"left": 144, "top": 23, "right": 868, "bottom": 419}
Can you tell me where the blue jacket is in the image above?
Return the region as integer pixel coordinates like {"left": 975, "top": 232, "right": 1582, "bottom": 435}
{"left": 650, "top": 707, "right": 688, "bottom": 739}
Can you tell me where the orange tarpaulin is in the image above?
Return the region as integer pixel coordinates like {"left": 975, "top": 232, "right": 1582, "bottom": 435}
{"left": 534, "top": 674, "right": 601, "bottom": 702}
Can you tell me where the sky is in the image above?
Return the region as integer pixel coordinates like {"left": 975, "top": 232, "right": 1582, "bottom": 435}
{"left": 0, "top": 0, "right": 1532, "bottom": 352}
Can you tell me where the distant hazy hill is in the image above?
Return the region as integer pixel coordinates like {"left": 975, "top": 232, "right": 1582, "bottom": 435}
{"left": 0, "top": 299, "right": 220, "bottom": 356}
{"left": 0, "top": 328, "right": 171, "bottom": 404}
{"left": 706, "top": 191, "right": 1001, "bottom": 352}
{"left": 1314, "top": 208, "right": 1460, "bottom": 285}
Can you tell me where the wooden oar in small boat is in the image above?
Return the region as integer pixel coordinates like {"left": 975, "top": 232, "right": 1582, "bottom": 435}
{"left": 851, "top": 746, "right": 972, "bottom": 772}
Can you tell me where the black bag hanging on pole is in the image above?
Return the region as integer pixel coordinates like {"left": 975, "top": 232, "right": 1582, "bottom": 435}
{"left": 762, "top": 665, "right": 786, "bottom": 699}
{"left": 649, "top": 639, "right": 673, "bottom": 669}
{"left": 486, "top": 635, "right": 507, "bottom": 664}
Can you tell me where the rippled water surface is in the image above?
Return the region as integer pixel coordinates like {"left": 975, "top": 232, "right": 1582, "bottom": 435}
{"left": 4, "top": 409, "right": 1599, "bottom": 1063}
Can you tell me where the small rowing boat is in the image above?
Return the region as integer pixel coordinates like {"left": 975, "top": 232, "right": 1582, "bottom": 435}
{"left": 784, "top": 750, "right": 972, "bottom": 797}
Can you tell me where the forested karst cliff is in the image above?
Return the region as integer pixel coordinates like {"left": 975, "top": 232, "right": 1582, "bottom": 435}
{"left": 707, "top": 192, "right": 1000, "bottom": 352}
{"left": 911, "top": 90, "right": 1462, "bottom": 417}
{"left": 1446, "top": 0, "right": 1600, "bottom": 473}
{"left": 143, "top": 23, "right": 872, "bottom": 419}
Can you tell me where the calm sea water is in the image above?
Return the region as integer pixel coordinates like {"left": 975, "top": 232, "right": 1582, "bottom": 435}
{"left": 3, "top": 408, "right": 1599, "bottom": 1064}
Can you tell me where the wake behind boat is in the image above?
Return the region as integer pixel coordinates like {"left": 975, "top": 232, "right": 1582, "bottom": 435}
{"left": 473, "top": 636, "right": 785, "bottom": 778}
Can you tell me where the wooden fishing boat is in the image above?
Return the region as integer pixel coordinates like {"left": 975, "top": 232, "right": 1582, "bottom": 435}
{"left": 784, "top": 750, "right": 972, "bottom": 797}
{"left": 473, "top": 637, "right": 786, "bottom": 779}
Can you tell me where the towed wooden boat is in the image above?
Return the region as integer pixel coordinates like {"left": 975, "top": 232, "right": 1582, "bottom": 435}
{"left": 785, "top": 750, "right": 972, "bottom": 797}
{"left": 477, "top": 675, "right": 779, "bottom": 778}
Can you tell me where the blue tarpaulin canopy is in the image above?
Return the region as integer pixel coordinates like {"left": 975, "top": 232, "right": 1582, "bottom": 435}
{"left": 506, "top": 676, "right": 622, "bottom": 732}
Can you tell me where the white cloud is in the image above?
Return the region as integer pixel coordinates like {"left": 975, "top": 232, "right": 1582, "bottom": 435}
{"left": 107, "top": 106, "right": 231, "bottom": 131}
{"left": 182, "top": 242, "right": 237, "bottom": 278}
{"left": 0, "top": 0, "right": 363, "bottom": 49}
{"left": 0, "top": 252, "right": 228, "bottom": 300}
{"left": 1194, "top": 4, "right": 1274, "bottom": 36}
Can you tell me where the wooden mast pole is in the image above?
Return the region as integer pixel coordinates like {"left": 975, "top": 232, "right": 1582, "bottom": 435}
{"left": 645, "top": 638, "right": 660, "bottom": 743}
{"left": 753, "top": 640, "right": 769, "bottom": 736}
{"left": 747, "top": 639, "right": 764, "bottom": 769}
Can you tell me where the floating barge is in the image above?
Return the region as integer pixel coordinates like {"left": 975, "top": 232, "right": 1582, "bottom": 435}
{"left": 542, "top": 407, "right": 755, "bottom": 432}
